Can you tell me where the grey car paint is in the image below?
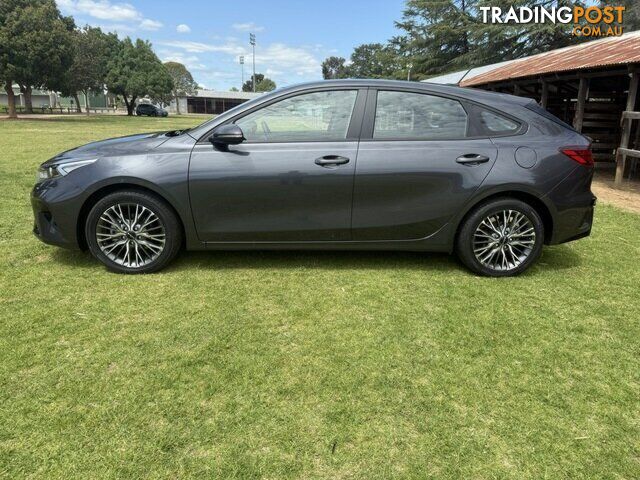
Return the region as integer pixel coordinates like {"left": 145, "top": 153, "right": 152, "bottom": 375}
{"left": 31, "top": 79, "right": 594, "bottom": 256}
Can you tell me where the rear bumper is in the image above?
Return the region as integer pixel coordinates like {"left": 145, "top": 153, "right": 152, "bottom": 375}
{"left": 550, "top": 196, "right": 596, "bottom": 244}
{"left": 544, "top": 164, "right": 596, "bottom": 245}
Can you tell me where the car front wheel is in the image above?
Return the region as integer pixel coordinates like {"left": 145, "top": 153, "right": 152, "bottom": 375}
{"left": 85, "top": 190, "right": 182, "bottom": 273}
{"left": 456, "top": 198, "right": 544, "bottom": 277}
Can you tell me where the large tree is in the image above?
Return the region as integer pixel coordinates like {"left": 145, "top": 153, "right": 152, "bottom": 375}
{"left": 106, "top": 38, "right": 173, "bottom": 115}
{"left": 396, "top": 0, "right": 478, "bottom": 78}
{"left": 60, "top": 26, "right": 119, "bottom": 114}
{"left": 164, "top": 61, "right": 197, "bottom": 114}
{"left": 599, "top": 0, "right": 639, "bottom": 30}
{"left": 0, "top": 0, "right": 74, "bottom": 116}
{"left": 348, "top": 43, "right": 402, "bottom": 79}
{"left": 321, "top": 56, "right": 349, "bottom": 79}
{"left": 242, "top": 73, "right": 276, "bottom": 92}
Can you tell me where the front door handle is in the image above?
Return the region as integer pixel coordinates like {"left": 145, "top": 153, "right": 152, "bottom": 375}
{"left": 456, "top": 153, "right": 490, "bottom": 165}
{"left": 315, "top": 155, "right": 350, "bottom": 167}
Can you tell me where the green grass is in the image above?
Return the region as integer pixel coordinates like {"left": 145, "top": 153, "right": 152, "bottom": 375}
{"left": 1, "top": 115, "right": 639, "bottom": 479}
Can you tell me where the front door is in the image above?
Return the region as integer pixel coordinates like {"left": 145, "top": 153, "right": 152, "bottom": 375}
{"left": 189, "top": 88, "right": 365, "bottom": 242}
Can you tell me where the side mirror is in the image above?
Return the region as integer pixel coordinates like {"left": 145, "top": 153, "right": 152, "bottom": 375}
{"left": 209, "top": 124, "right": 245, "bottom": 149}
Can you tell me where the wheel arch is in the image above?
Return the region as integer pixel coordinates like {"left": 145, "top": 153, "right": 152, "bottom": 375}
{"left": 76, "top": 182, "right": 186, "bottom": 250}
{"left": 454, "top": 189, "right": 554, "bottom": 245}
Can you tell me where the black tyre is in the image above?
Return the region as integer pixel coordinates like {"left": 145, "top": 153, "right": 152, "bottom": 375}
{"left": 85, "top": 190, "right": 182, "bottom": 273}
{"left": 455, "top": 198, "right": 544, "bottom": 277}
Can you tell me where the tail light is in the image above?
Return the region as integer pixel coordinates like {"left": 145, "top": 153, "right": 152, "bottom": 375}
{"left": 560, "top": 147, "right": 593, "bottom": 167}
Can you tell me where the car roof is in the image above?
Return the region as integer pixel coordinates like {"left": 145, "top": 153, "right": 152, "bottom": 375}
{"left": 274, "top": 79, "right": 533, "bottom": 106}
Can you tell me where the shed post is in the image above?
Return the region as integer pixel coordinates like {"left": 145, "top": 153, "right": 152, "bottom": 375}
{"left": 540, "top": 80, "right": 549, "bottom": 109}
{"left": 615, "top": 72, "right": 639, "bottom": 185}
{"left": 573, "top": 77, "right": 588, "bottom": 132}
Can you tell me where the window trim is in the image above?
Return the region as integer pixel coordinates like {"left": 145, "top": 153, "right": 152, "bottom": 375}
{"left": 197, "top": 87, "right": 368, "bottom": 145}
{"left": 360, "top": 87, "right": 527, "bottom": 142}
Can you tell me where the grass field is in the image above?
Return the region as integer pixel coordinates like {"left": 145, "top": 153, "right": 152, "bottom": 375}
{"left": 1, "top": 115, "right": 639, "bottom": 479}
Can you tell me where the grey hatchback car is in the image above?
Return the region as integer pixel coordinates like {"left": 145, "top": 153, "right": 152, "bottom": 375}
{"left": 32, "top": 80, "right": 595, "bottom": 276}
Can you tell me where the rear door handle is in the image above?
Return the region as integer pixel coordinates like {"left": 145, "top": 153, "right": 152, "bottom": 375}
{"left": 315, "top": 155, "right": 350, "bottom": 167}
{"left": 456, "top": 154, "right": 490, "bottom": 165}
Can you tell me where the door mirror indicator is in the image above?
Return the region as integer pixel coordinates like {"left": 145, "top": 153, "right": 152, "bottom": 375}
{"left": 209, "top": 124, "right": 245, "bottom": 149}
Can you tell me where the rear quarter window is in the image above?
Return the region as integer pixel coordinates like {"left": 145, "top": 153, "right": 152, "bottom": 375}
{"left": 525, "top": 102, "right": 577, "bottom": 132}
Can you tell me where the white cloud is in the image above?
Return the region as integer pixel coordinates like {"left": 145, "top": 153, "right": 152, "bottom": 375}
{"left": 159, "top": 41, "right": 245, "bottom": 56}
{"left": 93, "top": 23, "right": 135, "bottom": 34}
{"left": 159, "top": 50, "right": 207, "bottom": 71}
{"left": 57, "top": 0, "right": 141, "bottom": 21}
{"left": 161, "top": 39, "right": 322, "bottom": 88}
{"left": 232, "top": 22, "right": 265, "bottom": 33}
{"left": 139, "top": 18, "right": 163, "bottom": 31}
{"left": 57, "top": 0, "right": 162, "bottom": 32}
{"left": 176, "top": 24, "right": 191, "bottom": 33}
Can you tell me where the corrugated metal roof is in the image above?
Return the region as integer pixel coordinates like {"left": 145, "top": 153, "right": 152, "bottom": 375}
{"left": 422, "top": 59, "right": 518, "bottom": 85}
{"left": 461, "top": 30, "right": 640, "bottom": 87}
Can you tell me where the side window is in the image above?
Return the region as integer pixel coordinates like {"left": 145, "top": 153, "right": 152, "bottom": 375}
{"left": 477, "top": 109, "right": 520, "bottom": 135}
{"left": 235, "top": 90, "right": 358, "bottom": 142}
{"left": 373, "top": 91, "right": 468, "bottom": 140}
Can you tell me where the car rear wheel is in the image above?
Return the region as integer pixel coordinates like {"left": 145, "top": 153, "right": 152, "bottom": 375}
{"left": 455, "top": 198, "right": 544, "bottom": 277}
{"left": 85, "top": 191, "right": 182, "bottom": 273}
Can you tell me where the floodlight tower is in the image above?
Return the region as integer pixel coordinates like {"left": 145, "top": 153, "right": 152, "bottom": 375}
{"left": 249, "top": 33, "right": 256, "bottom": 92}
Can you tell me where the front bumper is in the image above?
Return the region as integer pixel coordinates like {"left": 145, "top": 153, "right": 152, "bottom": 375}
{"left": 31, "top": 184, "right": 81, "bottom": 249}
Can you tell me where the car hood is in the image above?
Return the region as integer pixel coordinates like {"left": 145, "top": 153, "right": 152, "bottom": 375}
{"left": 43, "top": 131, "right": 174, "bottom": 166}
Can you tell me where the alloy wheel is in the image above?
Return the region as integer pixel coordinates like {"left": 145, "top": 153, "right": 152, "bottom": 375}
{"left": 472, "top": 209, "right": 536, "bottom": 272}
{"left": 95, "top": 202, "right": 166, "bottom": 268}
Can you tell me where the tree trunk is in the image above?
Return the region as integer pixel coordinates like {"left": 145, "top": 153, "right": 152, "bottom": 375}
{"left": 124, "top": 95, "right": 136, "bottom": 116}
{"left": 73, "top": 93, "right": 82, "bottom": 113}
{"left": 19, "top": 84, "right": 33, "bottom": 114}
{"left": 174, "top": 93, "right": 181, "bottom": 115}
{"left": 4, "top": 80, "right": 17, "bottom": 119}
{"left": 84, "top": 89, "right": 90, "bottom": 116}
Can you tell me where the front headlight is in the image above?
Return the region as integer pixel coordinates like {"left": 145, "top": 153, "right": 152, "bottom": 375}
{"left": 36, "top": 159, "right": 97, "bottom": 183}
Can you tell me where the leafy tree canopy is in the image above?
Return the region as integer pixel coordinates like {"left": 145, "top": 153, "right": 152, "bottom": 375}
{"left": 106, "top": 37, "right": 173, "bottom": 115}
{"left": 59, "top": 26, "right": 119, "bottom": 100}
{"left": 0, "top": 0, "right": 75, "bottom": 112}
{"left": 322, "top": 56, "right": 349, "bottom": 79}
{"left": 242, "top": 73, "right": 276, "bottom": 92}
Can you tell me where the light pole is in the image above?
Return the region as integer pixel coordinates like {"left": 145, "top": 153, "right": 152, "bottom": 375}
{"left": 249, "top": 33, "right": 256, "bottom": 92}
{"left": 239, "top": 55, "right": 245, "bottom": 89}
{"left": 407, "top": 62, "right": 413, "bottom": 82}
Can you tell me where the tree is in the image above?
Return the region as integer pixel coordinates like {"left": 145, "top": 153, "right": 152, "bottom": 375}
{"left": 59, "top": 26, "right": 119, "bottom": 114}
{"left": 242, "top": 73, "right": 276, "bottom": 92}
{"left": 106, "top": 38, "right": 173, "bottom": 115}
{"left": 599, "top": 0, "right": 639, "bottom": 30}
{"left": 164, "top": 61, "right": 197, "bottom": 114}
{"left": 396, "top": 0, "right": 478, "bottom": 78}
{"left": 0, "top": 0, "right": 74, "bottom": 115}
{"left": 322, "top": 56, "right": 349, "bottom": 79}
{"left": 348, "top": 43, "right": 402, "bottom": 78}
{"left": 229, "top": 86, "right": 239, "bottom": 92}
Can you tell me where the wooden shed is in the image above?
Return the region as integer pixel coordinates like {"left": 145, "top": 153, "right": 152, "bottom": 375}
{"left": 424, "top": 31, "right": 640, "bottom": 185}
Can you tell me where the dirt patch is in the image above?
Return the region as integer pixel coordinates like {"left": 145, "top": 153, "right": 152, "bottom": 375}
{"left": 592, "top": 170, "right": 640, "bottom": 214}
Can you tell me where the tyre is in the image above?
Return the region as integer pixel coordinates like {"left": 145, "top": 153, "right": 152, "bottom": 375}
{"left": 455, "top": 198, "right": 544, "bottom": 277}
{"left": 85, "top": 190, "right": 182, "bottom": 273}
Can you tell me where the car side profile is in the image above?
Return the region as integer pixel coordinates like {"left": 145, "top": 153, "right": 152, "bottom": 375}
{"left": 135, "top": 103, "right": 168, "bottom": 117}
{"left": 32, "top": 80, "right": 595, "bottom": 276}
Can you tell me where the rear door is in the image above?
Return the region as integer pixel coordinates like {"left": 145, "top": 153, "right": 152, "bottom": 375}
{"left": 352, "top": 89, "right": 501, "bottom": 241}
{"left": 189, "top": 88, "right": 367, "bottom": 242}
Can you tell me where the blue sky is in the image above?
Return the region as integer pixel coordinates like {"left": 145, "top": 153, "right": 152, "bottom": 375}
{"left": 56, "top": 0, "right": 406, "bottom": 91}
